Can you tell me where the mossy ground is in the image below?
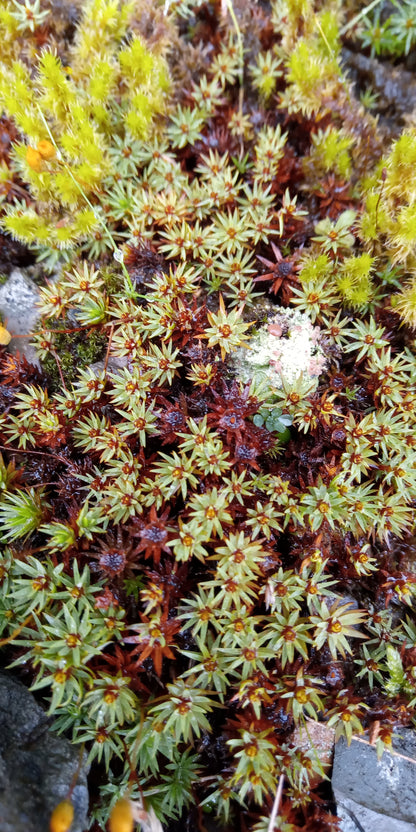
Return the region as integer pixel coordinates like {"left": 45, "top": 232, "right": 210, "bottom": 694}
{"left": 0, "top": 2, "right": 416, "bottom": 831}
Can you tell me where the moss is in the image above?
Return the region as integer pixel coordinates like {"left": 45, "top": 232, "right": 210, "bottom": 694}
{"left": 1, "top": 2, "right": 416, "bottom": 831}
{"left": 40, "top": 319, "right": 108, "bottom": 391}
{"left": 0, "top": 0, "right": 171, "bottom": 266}
{"left": 99, "top": 266, "right": 124, "bottom": 296}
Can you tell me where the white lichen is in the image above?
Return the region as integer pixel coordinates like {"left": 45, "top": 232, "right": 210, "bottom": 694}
{"left": 234, "top": 306, "right": 327, "bottom": 391}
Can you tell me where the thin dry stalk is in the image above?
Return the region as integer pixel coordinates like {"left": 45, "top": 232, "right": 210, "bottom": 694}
{"left": 268, "top": 773, "right": 285, "bottom": 832}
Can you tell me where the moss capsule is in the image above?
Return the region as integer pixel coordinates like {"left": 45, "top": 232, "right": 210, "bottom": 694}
{"left": 109, "top": 798, "right": 134, "bottom": 832}
{"left": 49, "top": 799, "right": 74, "bottom": 832}
{"left": 26, "top": 145, "right": 43, "bottom": 171}
{"left": 0, "top": 326, "right": 11, "bottom": 345}
{"left": 37, "top": 139, "right": 56, "bottom": 160}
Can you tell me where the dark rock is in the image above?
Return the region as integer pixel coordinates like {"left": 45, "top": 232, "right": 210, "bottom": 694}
{"left": 332, "top": 732, "right": 416, "bottom": 825}
{"left": 0, "top": 671, "right": 88, "bottom": 832}
{"left": 0, "top": 232, "right": 33, "bottom": 276}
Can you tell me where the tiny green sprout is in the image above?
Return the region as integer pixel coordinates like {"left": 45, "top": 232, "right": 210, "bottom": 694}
{"left": 253, "top": 406, "right": 292, "bottom": 442}
{"left": 360, "top": 86, "right": 380, "bottom": 110}
{"left": 230, "top": 151, "right": 252, "bottom": 174}
{"left": 0, "top": 487, "right": 48, "bottom": 541}
{"left": 40, "top": 522, "right": 77, "bottom": 552}
{"left": 0, "top": 453, "right": 18, "bottom": 492}
{"left": 74, "top": 295, "right": 109, "bottom": 326}
{"left": 76, "top": 502, "right": 108, "bottom": 540}
{"left": 159, "top": 749, "right": 201, "bottom": 819}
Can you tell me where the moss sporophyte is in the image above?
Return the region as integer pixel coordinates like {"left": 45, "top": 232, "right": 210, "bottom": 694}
{"left": 0, "top": 1, "right": 416, "bottom": 831}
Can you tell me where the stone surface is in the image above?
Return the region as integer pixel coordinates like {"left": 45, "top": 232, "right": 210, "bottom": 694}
{"left": 0, "top": 671, "right": 88, "bottom": 832}
{"left": 0, "top": 268, "right": 42, "bottom": 364}
{"left": 333, "top": 733, "right": 416, "bottom": 826}
{"left": 335, "top": 792, "right": 416, "bottom": 832}
{"left": 293, "top": 719, "right": 335, "bottom": 786}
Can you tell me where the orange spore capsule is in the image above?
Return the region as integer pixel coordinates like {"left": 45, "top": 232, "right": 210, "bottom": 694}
{"left": 26, "top": 145, "right": 43, "bottom": 171}
{"left": 49, "top": 799, "right": 74, "bottom": 832}
{"left": 109, "top": 798, "right": 134, "bottom": 832}
{"left": 37, "top": 139, "right": 56, "bottom": 160}
{"left": 0, "top": 326, "right": 11, "bottom": 346}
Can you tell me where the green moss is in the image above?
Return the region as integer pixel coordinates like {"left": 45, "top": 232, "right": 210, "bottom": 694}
{"left": 99, "top": 266, "right": 124, "bottom": 295}
{"left": 1, "top": 2, "right": 416, "bottom": 831}
{"left": 40, "top": 319, "right": 107, "bottom": 391}
{"left": 309, "top": 126, "right": 353, "bottom": 179}
{"left": 0, "top": 0, "right": 171, "bottom": 266}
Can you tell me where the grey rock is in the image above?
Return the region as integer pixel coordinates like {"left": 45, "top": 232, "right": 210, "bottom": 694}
{"left": 0, "top": 671, "right": 88, "bottom": 832}
{"left": 333, "top": 733, "right": 416, "bottom": 825}
{"left": 89, "top": 355, "right": 129, "bottom": 376}
{"left": 0, "top": 268, "right": 42, "bottom": 365}
{"left": 342, "top": 48, "right": 416, "bottom": 118}
{"left": 335, "top": 792, "right": 416, "bottom": 832}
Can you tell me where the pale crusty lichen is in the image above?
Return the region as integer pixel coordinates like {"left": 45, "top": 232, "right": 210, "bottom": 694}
{"left": 234, "top": 306, "right": 327, "bottom": 391}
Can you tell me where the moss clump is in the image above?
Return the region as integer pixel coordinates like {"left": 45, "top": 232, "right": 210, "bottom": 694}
{"left": 0, "top": 2, "right": 416, "bottom": 832}
{"left": 0, "top": 0, "right": 171, "bottom": 265}
{"left": 40, "top": 320, "right": 108, "bottom": 391}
